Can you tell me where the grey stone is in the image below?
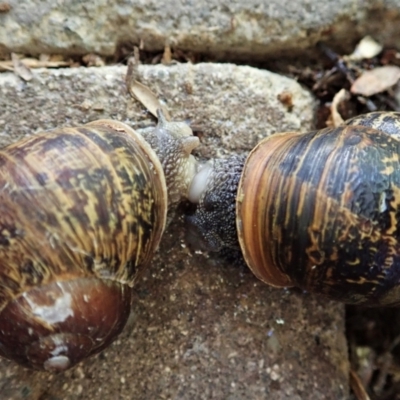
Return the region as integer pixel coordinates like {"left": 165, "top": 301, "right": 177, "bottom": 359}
{"left": 0, "top": 64, "right": 348, "bottom": 399}
{"left": 0, "top": 0, "right": 400, "bottom": 59}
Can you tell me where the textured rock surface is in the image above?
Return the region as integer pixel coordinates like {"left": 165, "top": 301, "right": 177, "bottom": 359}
{"left": 0, "top": 64, "right": 349, "bottom": 399}
{"left": 0, "top": 0, "right": 400, "bottom": 59}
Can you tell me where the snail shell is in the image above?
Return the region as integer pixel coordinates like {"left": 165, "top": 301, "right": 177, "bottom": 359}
{"left": 0, "top": 115, "right": 198, "bottom": 371}
{"left": 187, "top": 112, "right": 400, "bottom": 306}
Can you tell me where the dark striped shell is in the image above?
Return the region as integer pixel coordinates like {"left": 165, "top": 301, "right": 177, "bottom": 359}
{"left": 0, "top": 120, "right": 167, "bottom": 370}
{"left": 236, "top": 112, "right": 400, "bottom": 306}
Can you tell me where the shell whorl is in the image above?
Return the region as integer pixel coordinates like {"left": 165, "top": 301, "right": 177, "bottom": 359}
{"left": 237, "top": 114, "right": 400, "bottom": 305}
{"left": 0, "top": 120, "right": 168, "bottom": 370}
{"left": 0, "top": 120, "right": 167, "bottom": 312}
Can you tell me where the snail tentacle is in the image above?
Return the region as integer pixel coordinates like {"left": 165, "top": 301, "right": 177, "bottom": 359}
{"left": 139, "top": 109, "right": 200, "bottom": 207}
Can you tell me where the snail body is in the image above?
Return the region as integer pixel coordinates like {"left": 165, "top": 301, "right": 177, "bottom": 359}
{"left": 0, "top": 114, "right": 199, "bottom": 371}
{"left": 186, "top": 112, "right": 400, "bottom": 306}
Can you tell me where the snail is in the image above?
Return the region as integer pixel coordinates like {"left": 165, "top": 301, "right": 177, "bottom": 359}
{"left": 186, "top": 111, "right": 400, "bottom": 306}
{"left": 3, "top": 100, "right": 399, "bottom": 373}
{"left": 0, "top": 111, "right": 199, "bottom": 372}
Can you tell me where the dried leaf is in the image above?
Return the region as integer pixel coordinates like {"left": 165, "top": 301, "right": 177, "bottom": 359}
{"left": 0, "top": 61, "right": 13, "bottom": 72}
{"left": 0, "top": 57, "right": 69, "bottom": 72}
{"left": 18, "top": 58, "right": 69, "bottom": 68}
{"left": 126, "top": 59, "right": 171, "bottom": 120}
{"left": 330, "top": 89, "right": 350, "bottom": 127}
{"left": 348, "top": 36, "right": 383, "bottom": 60}
{"left": 351, "top": 66, "right": 400, "bottom": 96}
{"left": 128, "top": 80, "right": 171, "bottom": 120}
{"left": 11, "top": 53, "right": 33, "bottom": 81}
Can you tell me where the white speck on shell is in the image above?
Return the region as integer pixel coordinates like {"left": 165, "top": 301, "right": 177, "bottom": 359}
{"left": 23, "top": 283, "right": 73, "bottom": 324}
{"left": 44, "top": 355, "right": 71, "bottom": 371}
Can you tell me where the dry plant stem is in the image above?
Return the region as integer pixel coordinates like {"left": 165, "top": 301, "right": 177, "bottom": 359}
{"left": 350, "top": 370, "right": 371, "bottom": 400}
{"left": 317, "top": 42, "right": 356, "bottom": 83}
{"left": 312, "top": 67, "right": 340, "bottom": 92}
{"left": 162, "top": 41, "right": 172, "bottom": 64}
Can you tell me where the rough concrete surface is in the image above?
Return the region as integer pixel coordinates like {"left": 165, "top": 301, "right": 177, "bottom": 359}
{"left": 0, "top": 0, "right": 400, "bottom": 60}
{"left": 0, "top": 64, "right": 348, "bottom": 399}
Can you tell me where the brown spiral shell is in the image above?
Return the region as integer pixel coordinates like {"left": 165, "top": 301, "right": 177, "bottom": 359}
{"left": 236, "top": 112, "right": 400, "bottom": 305}
{"left": 0, "top": 120, "right": 167, "bottom": 371}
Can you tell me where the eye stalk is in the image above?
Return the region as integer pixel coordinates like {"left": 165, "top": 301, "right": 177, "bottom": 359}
{"left": 139, "top": 109, "right": 200, "bottom": 208}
